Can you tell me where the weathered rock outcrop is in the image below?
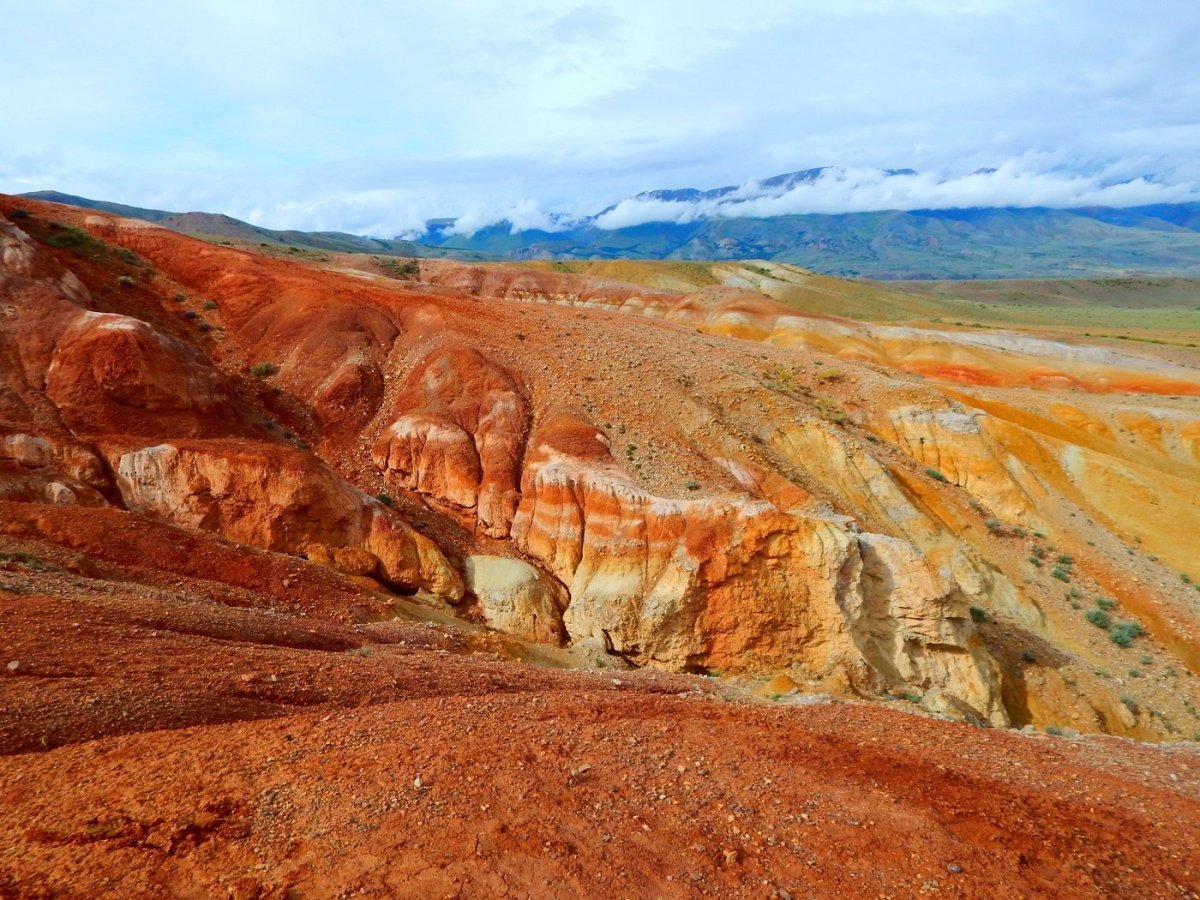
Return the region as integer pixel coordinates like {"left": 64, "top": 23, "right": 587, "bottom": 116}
{"left": 114, "top": 440, "right": 462, "bottom": 598}
{"left": 510, "top": 408, "right": 1006, "bottom": 722}
{"left": 838, "top": 533, "right": 1004, "bottom": 722}
{"left": 373, "top": 345, "right": 528, "bottom": 537}
{"left": 464, "top": 555, "right": 565, "bottom": 644}
{"left": 0, "top": 433, "right": 110, "bottom": 506}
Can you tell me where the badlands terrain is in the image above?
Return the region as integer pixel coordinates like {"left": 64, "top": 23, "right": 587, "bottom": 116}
{"left": 2, "top": 195, "right": 1200, "bottom": 896}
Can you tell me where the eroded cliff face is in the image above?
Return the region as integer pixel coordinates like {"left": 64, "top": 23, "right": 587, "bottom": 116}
{"left": 115, "top": 441, "right": 461, "bottom": 598}
{"left": 7, "top": 198, "right": 1200, "bottom": 739}
{"left": 505, "top": 408, "right": 1007, "bottom": 723}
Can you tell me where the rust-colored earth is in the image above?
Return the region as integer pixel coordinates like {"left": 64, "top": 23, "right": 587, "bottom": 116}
{"left": 2, "top": 196, "right": 1200, "bottom": 897}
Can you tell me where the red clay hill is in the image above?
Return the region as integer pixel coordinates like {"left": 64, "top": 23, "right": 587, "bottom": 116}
{"left": 2, "top": 195, "right": 1200, "bottom": 896}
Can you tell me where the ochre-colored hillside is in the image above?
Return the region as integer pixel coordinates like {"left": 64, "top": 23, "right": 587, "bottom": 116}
{"left": 3, "top": 196, "right": 1200, "bottom": 896}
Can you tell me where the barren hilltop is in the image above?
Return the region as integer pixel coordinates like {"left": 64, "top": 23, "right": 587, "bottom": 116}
{"left": 2, "top": 195, "right": 1200, "bottom": 897}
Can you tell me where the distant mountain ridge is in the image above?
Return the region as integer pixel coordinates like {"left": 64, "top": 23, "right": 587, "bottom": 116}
{"left": 16, "top": 191, "right": 492, "bottom": 261}
{"left": 418, "top": 202, "right": 1200, "bottom": 280}
{"left": 409, "top": 167, "right": 1200, "bottom": 278}
{"left": 19, "top": 177, "right": 1200, "bottom": 279}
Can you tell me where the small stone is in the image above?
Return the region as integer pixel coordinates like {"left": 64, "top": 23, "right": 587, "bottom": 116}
{"left": 413, "top": 775, "right": 423, "bottom": 789}
{"left": 5, "top": 660, "right": 18, "bottom": 673}
{"left": 947, "top": 863, "right": 963, "bottom": 874}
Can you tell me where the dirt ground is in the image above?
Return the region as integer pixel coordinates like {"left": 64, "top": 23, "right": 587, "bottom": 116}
{"left": 2, "top": 569, "right": 1199, "bottom": 898}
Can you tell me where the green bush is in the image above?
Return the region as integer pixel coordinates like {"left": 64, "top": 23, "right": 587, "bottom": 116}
{"left": 925, "top": 467, "right": 948, "bottom": 483}
{"left": 376, "top": 493, "right": 394, "bottom": 507}
{"left": 1095, "top": 596, "right": 1116, "bottom": 610}
{"left": 969, "top": 606, "right": 987, "bottom": 624}
{"left": 1108, "top": 622, "right": 1145, "bottom": 647}
{"left": 250, "top": 361, "right": 278, "bottom": 378}
{"left": 1085, "top": 609, "right": 1111, "bottom": 629}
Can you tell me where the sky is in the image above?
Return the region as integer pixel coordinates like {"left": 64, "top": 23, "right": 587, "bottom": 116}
{"left": 2, "top": 0, "right": 1199, "bottom": 237}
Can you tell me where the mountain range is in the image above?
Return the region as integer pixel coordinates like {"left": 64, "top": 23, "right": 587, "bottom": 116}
{"left": 23, "top": 169, "right": 1200, "bottom": 279}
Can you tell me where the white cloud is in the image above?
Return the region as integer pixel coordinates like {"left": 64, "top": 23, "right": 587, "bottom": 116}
{"left": 446, "top": 198, "right": 579, "bottom": 236}
{"left": 592, "top": 161, "right": 1200, "bottom": 230}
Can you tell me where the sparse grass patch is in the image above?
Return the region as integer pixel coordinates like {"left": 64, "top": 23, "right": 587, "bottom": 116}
{"left": 43, "top": 224, "right": 108, "bottom": 260}
{"left": 1085, "top": 609, "right": 1111, "bottom": 629}
{"left": 250, "top": 361, "right": 279, "bottom": 378}
{"left": 925, "top": 467, "right": 948, "bottom": 483}
{"left": 0, "top": 552, "right": 50, "bottom": 571}
{"left": 376, "top": 493, "right": 394, "bottom": 507}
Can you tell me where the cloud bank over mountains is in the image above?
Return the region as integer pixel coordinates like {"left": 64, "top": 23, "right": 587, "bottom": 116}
{"left": 433, "top": 160, "right": 1200, "bottom": 238}
{"left": 3, "top": 2, "right": 1199, "bottom": 238}
{"left": 592, "top": 166, "right": 1197, "bottom": 231}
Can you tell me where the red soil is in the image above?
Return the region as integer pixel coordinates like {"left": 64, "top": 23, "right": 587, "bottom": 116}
{"left": 2, "top": 505, "right": 1199, "bottom": 897}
